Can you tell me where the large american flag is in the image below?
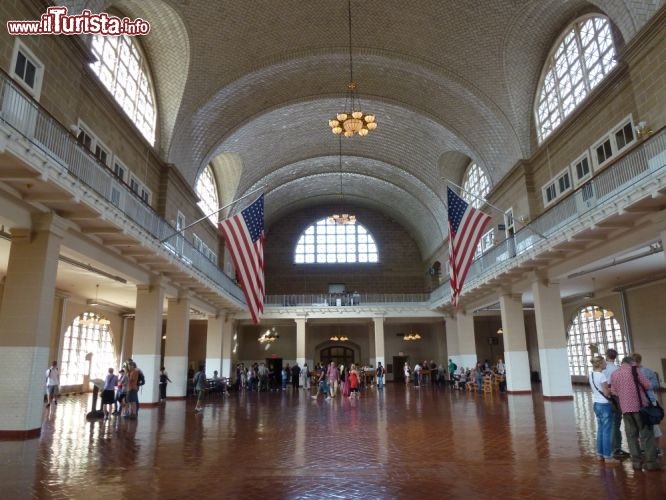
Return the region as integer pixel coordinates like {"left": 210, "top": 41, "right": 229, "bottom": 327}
{"left": 218, "top": 195, "right": 265, "bottom": 324}
{"left": 447, "top": 187, "right": 491, "bottom": 309}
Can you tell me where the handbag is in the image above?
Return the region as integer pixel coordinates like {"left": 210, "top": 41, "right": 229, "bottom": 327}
{"left": 590, "top": 373, "right": 619, "bottom": 411}
{"left": 632, "top": 366, "right": 665, "bottom": 426}
{"left": 640, "top": 403, "right": 665, "bottom": 426}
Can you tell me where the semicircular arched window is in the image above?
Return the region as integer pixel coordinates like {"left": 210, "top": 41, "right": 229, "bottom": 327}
{"left": 90, "top": 33, "right": 157, "bottom": 144}
{"left": 462, "top": 162, "right": 490, "bottom": 209}
{"left": 566, "top": 305, "right": 628, "bottom": 377}
{"left": 535, "top": 15, "right": 617, "bottom": 143}
{"left": 295, "top": 218, "right": 378, "bottom": 264}
{"left": 61, "top": 312, "right": 116, "bottom": 386}
{"left": 195, "top": 165, "right": 220, "bottom": 226}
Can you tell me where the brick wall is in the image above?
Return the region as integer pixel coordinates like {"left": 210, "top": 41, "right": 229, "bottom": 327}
{"left": 265, "top": 205, "right": 426, "bottom": 295}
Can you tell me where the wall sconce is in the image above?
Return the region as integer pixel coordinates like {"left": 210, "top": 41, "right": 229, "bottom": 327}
{"left": 635, "top": 121, "right": 653, "bottom": 140}
{"left": 497, "top": 328, "right": 503, "bottom": 335}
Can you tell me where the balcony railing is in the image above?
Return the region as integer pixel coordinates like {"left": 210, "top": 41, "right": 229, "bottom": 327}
{"left": 0, "top": 71, "right": 244, "bottom": 303}
{"left": 265, "top": 293, "right": 431, "bottom": 307}
{"left": 439, "top": 128, "right": 666, "bottom": 304}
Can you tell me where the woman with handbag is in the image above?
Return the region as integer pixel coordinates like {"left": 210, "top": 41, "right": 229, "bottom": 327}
{"left": 589, "top": 356, "right": 618, "bottom": 464}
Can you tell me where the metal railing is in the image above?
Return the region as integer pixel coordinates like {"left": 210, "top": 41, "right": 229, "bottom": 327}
{"left": 0, "top": 71, "right": 244, "bottom": 302}
{"left": 439, "top": 127, "right": 666, "bottom": 303}
{"left": 265, "top": 292, "right": 431, "bottom": 307}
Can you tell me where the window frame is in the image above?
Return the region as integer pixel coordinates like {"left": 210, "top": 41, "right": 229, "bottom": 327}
{"left": 591, "top": 115, "right": 636, "bottom": 171}
{"left": 542, "top": 167, "right": 573, "bottom": 207}
{"left": 461, "top": 162, "right": 491, "bottom": 210}
{"left": 534, "top": 15, "right": 617, "bottom": 143}
{"left": 294, "top": 218, "right": 379, "bottom": 265}
{"left": 571, "top": 152, "right": 592, "bottom": 187}
{"left": 129, "top": 173, "right": 152, "bottom": 204}
{"left": 89, "top": 32, "right": 157, "bottom": 144}
{"left": 76, "top": 120, "right": 112, "bottom": 168}
{"left": 10, "top": 40, "right": 44, "bottom": 99}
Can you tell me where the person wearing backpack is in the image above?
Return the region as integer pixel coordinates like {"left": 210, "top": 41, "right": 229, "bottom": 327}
{"left": 376, "top": 362, "right": 385, "bottom": 390}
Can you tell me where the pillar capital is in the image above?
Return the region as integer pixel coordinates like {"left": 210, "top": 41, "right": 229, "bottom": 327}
{"left": 31, "top": 212, "right": 68, "bottom": 238}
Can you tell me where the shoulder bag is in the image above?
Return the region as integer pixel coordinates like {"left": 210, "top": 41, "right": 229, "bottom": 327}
{"left": 632, "top": 367, "right": 664, "bottom": 426}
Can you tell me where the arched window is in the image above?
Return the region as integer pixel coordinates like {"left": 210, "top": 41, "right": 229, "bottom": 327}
{"left": 535, "top": 15, "right": 617, "bottom": 143}
{"left": 195, "top": 165, "right": 220, "bottom": 226}
{"left": 90, "top": 34, "right": 157, "bottom": 144}
{"left": 61, "top": 312, "right": 116, "bottom": 386}
{"left": 295, "top": 218, "right": 378, "bottom": 264}
{"left": 462, "top": 162, "right": 490, "bottom": 209}
{"left": 567, "top": 305, "right": 627, "bottom": 377}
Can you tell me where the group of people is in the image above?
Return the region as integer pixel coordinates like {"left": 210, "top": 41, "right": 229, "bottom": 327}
{"left": 401, "top": 358, "right": 504, "bottom": 391}
{"left": 100, "top": 359, "right": 147, "bottom": 420}
{"left": 448, "top": 360, "right": 506, "bottom": 393}
{"left": 44, "top": 358, "right": 148, "bottom": 420}
{"left": 589, "top": 349, "right": 662, "bottom": 471}
{"left": 311, "top": 360, "right": 369, "bottom": 399}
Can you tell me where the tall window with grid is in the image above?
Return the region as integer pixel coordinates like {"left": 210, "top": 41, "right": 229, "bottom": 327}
{"left": 196, "top": 166, "right": 220, "bottom": 226}
{"left": 61, "top": 313, "right": 116, "bottom": 386}
{"left": 566, "top": 305, "right": 627, "bottom": 377}
{"left": 535, "top": 16, "right": 617, "bottom": 143}
{"left": 90, "top": 33, "right": 157, "bottom": 144}
{"left": 461, "top": 162, "right": 490, "bottom": 210}
{"left": 295, "top": 218, "right": 378, "bottom": 264}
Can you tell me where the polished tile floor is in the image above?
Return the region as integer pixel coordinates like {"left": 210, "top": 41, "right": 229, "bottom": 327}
{"left": 0, "top": 384, "right": 663, "bottom": 499}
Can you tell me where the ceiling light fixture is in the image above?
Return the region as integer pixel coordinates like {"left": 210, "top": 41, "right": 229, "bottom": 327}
{"left": 328, "top": 135, "right": 356, "bottom": 225}
{"left": 403, "top": 329, "right": 421, "bottom": 341}
{"left": 328, "top": 0, "right": 377, "bottom": 138}
{"left": 258, "top": 327, "right": 279, "bottom": 344}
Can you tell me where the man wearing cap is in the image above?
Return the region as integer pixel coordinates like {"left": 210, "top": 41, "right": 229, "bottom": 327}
{"left": 610, "top": 356, "right": 660, "bottom": 471}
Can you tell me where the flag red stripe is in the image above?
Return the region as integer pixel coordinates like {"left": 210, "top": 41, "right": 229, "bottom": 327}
{"left": 219, "top": 216, "right": 264, "bottom": 324}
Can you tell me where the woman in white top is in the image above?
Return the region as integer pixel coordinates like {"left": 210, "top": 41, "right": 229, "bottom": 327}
{"left": 589, "top": 355, "right": 617, "bottom": 463}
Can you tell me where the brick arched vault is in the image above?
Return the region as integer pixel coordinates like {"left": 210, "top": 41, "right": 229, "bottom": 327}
{"left": 53, "top": 0, "right": 658, "bottom": 258}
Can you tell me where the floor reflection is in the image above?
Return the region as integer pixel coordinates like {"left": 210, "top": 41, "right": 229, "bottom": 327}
{"left": 0, "top": 385, "right": 663, "bottom": 498}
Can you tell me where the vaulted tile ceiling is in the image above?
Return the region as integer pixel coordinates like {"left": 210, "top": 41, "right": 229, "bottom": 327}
{"left": 61, "top": 0, "right": 657, "bottom": 257}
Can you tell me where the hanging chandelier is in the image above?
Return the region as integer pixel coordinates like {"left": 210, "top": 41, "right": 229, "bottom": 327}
{"left": 78, "top": 312, "right": 110, "bottom": 328}
{"left": 404, "top": 330, "right": 421, "bottom": 341}
{"left": 330, "top": 335, "right": 349, "bottom": 342}
{"left": 328, "top": 0, "right": 377, "bottom": 138}
{"left": 328, "top": 135, "right": 356, "bottom": 225}
{"left": 80, "top": 285, "right": 111, "bottom": 328}
{"left": 258, "top": 327, "right": 279, "bottom": 344}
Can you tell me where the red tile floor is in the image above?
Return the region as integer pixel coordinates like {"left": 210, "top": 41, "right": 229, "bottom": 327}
{"left": 0, "top": 383, "right": 663, "bottom": 499}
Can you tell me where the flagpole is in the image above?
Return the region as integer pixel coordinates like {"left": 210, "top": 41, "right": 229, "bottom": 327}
{"left": 443, "top": 178, "right": 546, "bottom": 240}
{"left": 160, "top": 186, "right": 265, "bottom": 243}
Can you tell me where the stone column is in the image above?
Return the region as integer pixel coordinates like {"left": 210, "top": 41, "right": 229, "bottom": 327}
{"left": 0, "top": 214, "right": 65, "bottom": 438}
{"left": 295, "top": 317, "right": 306, "bottom": 367}
{"left": 455, "top": 310, "right": 477, "bottom": 369}
{"left": 445, "top": 316, "right": 461, "bottom": 367}
{"left": 205, "top": 315, "right": 223, "bottom": 377}
{"left": 499, "top": 292, "right": 531, "bottom": 393}
{"left": 133, "top": 280, "right": 165, "bottom": 406}
{"left": 372, "top": 317, "right": 385, "bottom": 368}
{"left": 164, "top": 294, "right": 190, "bottom": 399}
{"left": 532, "top": 277, "right": 573, "bottom": 399}
{"left": 220, "top": 316, "right": 234, "bottom": 380}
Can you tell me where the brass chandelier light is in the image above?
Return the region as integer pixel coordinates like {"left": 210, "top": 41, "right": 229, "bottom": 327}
{"left": 328, "top": 0, "right": 377, "bottom": 138}
{"left": 328, "top": 136, "right": 356, "bottom": 225}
